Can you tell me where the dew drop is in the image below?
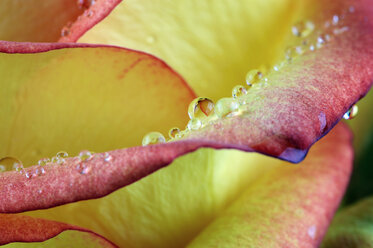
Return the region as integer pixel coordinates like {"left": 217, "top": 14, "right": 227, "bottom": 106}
{"left": 291, "top": 20, "right": 314, "bottom": 37}
{"left": 142, "top": 132, "right": 166, "bottom": 146}
{"left": 61, "top": 23, "right": 72, "bottom": 37}
{"left": 0, "top": 157, "right": 23, "bottom": 172}
{"left": 103, "top": 152, "right": 112, "bottom": 162}
{"left": 38, "top": 158, "right": 50, "bottom": 166}
{"left": 188, "top": 97, "right": 215, "bottom": 119}
{"left": 76, "top": 163, "right": 90, "bottom": 175}
{"left": 348, "top": 6, "right": 355, "bottom": 13}
{"left": 232, "top": 85, "right": 248, "bottom": 98}
{"left": 245, "top": 69, "right": 263, "bottom": 86}
{"left": 77, "top": 0, "right": 95, "bottom": 9}
{"left": 79, "top": 150, "right": 94, "bottom": 161}
{"left": 168, "top": 127, "right": 181, "bottom": 139}
{"left": 317, "top": 33, "right": 331, "bottom": 46}
{"left": 187, "top": 118, "right": 202, "bottom": 131}
{"left": 332, "top": 15, "right": 340, "bottom": 25}
{"left": 343, "top": 105, "right": 358, "bottom": 120}
{"left": 56, "top": 151, "right": 68, "bottom": 158}
{"left": 214, "top": 98, "right": 240, "bottom": 118}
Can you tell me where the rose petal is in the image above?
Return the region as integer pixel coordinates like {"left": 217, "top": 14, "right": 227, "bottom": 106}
{"left": 0, "top": 214, "right": 116, "bottom": 247}
{"left": 0, "top": 0, "right": 82, "bottom": 42}
{"left": 0, "top": 41, "right": 195, "bottom": 166}
{"left": 26, "top": 123, "right": 352, "bottom": 247}
{"left": 79, "top": 0, "right": 311, "bottom": 100}
{"left": 187, "top": 123, "right": 353, "bottom": 247}
{"left": 59, "top": 0, "right": 121, "bottom": 43}
{"left": 322, "top": 197, "right": 373, "bottom": 247}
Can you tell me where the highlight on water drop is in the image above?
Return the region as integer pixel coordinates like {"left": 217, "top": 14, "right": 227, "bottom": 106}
{"left": 291, "top": 20, "right": 315, "bottom": 38}
{"left": 343, "top": 105, "right": 358, "bottom": 120}
{"left": 168, "top": 127, "right": 181, "bottom": 139}
{"left": 142, "top": 132, "right": 166, "bottom": 146}
{"left": 232, "top": 85, "right": 248, "bottom": 98}
{"left": 245, "top": 69, "right": 263, "bottom": 86}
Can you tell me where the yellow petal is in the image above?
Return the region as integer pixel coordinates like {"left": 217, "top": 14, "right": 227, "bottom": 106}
{"left": 79, "top": 0, "right": 314, "bottom": 100}
{"left": 0, "top": 43, "right": 195, "bottom": 166}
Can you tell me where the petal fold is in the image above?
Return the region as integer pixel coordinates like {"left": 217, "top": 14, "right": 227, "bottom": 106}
{"left": 0, "top": 214, "right": 116, "bottom": 247}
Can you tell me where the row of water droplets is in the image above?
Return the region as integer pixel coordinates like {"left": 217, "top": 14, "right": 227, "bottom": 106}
{"left": 0, "top": 150, "right": 113, "bottom": 178}
{"left": 61, "top": 0, "right": 96, "bottom": 37}
{"left": 142, "top": 6, "right": 358, "bottom": 146}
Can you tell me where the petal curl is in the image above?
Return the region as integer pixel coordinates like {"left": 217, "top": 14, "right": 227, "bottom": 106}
{"left": 0, "top": 41, "right": 195, "bottom": 166}
{"left": 188, "top": 123, "right": 353, "bottom": 247}
{"left": 26, "top": 123, "right": 352, "bottom": 247}
{"left": 0, "top": 214, "right": 116, "bottom": 247}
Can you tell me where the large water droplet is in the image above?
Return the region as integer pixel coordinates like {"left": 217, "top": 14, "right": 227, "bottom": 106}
{"left": 0, "top": 157, "right": 23, "bottom": 172}
{"left": 187, "top": 118, "right": 202, "bottom": 130}
{"left": 291, "top": 20, "right": 314, "bottom": 37}
{"left": 343, "top": 105, "right": 358, "bottom": 120}
{"left": 245, "top": 69, "right": 263, "bottom": 86}
{"left": 232, "top": 85, "right": 248, "bottom": 98}
{"left": 142, "top": 132, "right": 166, "bottom": 146}
{"left": 79, "top": 150, "right": 94, "bottom": 161}
{"left": 188, "top": 97, "right": 215, "bottom": 119}
{"left": 214, "top": 98, "right": 240, "bottom": 118}
{"left": 168, "top": 127, "right": 181, "bottom": 139}
{"left": 332, "top": 15, "right": 340, "bottom": 25}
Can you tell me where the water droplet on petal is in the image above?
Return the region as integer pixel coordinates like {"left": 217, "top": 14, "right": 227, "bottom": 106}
{"left": 292, "top": 20, "right": 314, "bottom": 37}
{"left": 245, "top": 69, "right": 263, "bottom": 86}
{"left": 0, "top": 157, "right": 23, "bottom": 172}
{"left": 187, "top": 118, "right": 202, "bottom": 130}
{"left": 76, "top": 163, "right": 90, "bottom": 175}
{"left": 38, "top": 158, "right": 50, "bottom": 166}
{"left": 332, "top": 15, "right": 340, "bottom": 25}
{"left": 61, "top": 22, "right": 72, "bottom": 37}
{"left": 214, "top": 98, "right": 240, "bottom": 118}
{"left": 142, "top": 132, "right": 166, "bottom": 146}
{"left": 188, "top": 97, "right": 215, "bottom": 119}
{"left": 56, "top": 151, "right": 68, "bottom": 159}
{"left": 77, "top": 0, "right": 95, "bottom": 9}
{"left": 79, "top": 150, "right": 94, "bottom": 161}
{"left": 317, "top": 33, "right": 331, "bottom": 47}
{"left": 103, "top": 152, "right": 112, "bottom": 162}
{"left": 168, "top": 127, "right": 181, "bottom": 139}
{"left": 308, "top": 225, "right": 317, "bottom": 239}
{"left": 232, "top": 85, "right": 248, "bottom": 98}
{"left": 348, "top": 6, "right": 355, "bottom": 13}
{"left": 343, "top": 105, "right": 358, "bottom": 120}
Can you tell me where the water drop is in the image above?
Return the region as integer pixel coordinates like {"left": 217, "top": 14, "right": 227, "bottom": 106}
{"left": 332, "top": 15, "right": 340, "bottom": 25}
{"left": 188, "top": 97, "right": 215, "bottom": 119}
{"left": 214, "top": 98, "right": 240, "bottom": 118}
{"left": 285, "top": 46, "right": 303, "bottom": 61}
{"left": 291, "top": 20, "right": 314, "bottom": 37}
{"left": 103, "top": 152, "right": 112, "bottom": 162}
{"left": 232, "top": 85, "right": 248, "bottom": 98}
{"left": 79, "top": 150, "right": 94, "bottom": 161}
{"left": 245, "top": 69, "right": 263, "bottom": 86}
{"left": 348, "top": 6, "right": 355, "bottom": 13}
{"left": 38, "top": 158, "right": 50, "bottom": 166}
{"left": 32, "top": 166, "right": 45, "bottom": 177}
{"left": 168, "top": 127, "right": 181, "bottom": 139}
{"left": 317, "top": 34, "right": 331, "bottom": 46}
{"left": 77, "top": 0, "right": 95, "bottom": 9}
{"left": 187, "top": 118, "right": 202, "bottom": 130}
{"left": 76, "top": 163, "right": 90, "bottom": 175}
{"left": 308, "top": 225, "right": 317, "bottom": 239}
{"left": 343, "top": 105, "right": 358, "bottom": 120}
{"left": 0, "top": 157, "right": 23, "bottom": 172}
{"left": 142, "top": 132, "right": 166, "bottom": 146}
{"left": 56, "top": 151, "right": 68, "bottom": 158}
{"left": 61, "top": 22, "right": 72, "bottom": 37}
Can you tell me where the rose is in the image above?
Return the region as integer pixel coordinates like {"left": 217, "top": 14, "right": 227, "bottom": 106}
{"left": 0, "top": 0, "right": 372, "bottom": 246}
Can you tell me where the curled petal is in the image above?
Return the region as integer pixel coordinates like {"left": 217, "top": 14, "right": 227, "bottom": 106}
{"left": 0, "top": 214, "right": 116, "bottom": 247}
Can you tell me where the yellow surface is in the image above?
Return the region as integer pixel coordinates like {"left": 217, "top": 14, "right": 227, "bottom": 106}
{"left": 0, "top": 46, "right": 194, "bottom": 166}
{"left": 79, "top": 0, "right": 314, "bottom": 100}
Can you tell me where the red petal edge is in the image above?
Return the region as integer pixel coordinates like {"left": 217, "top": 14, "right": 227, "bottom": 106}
{"left": 0, "top": 0, "right": 372, "bottom": 213}
{"left": 0, "top": 214, "right": 117, "bottom": 246}
{"left": 59, "top": 0, "right": 121, "bottom": 43}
